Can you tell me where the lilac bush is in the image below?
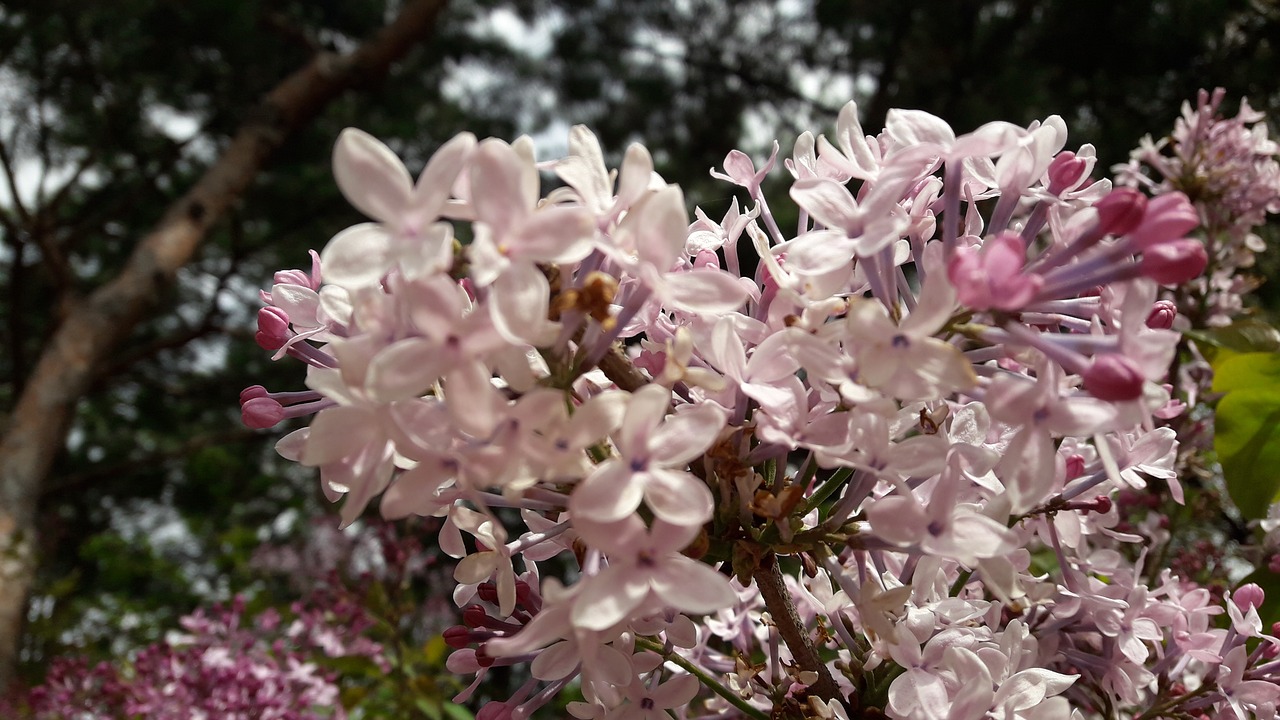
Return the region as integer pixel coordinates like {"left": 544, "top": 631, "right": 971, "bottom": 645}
{"left": 9, "top": 595, "right": 383, "bottom": 719}
{"left": 239, "top": 91, "right": 1280, "bottom": 719}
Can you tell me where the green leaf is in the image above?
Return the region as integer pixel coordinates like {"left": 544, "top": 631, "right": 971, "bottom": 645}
{"left": 1187, "top": 318, "right": 1280, "bottom": 355}
{"left": 416, "top": 698, "right": 443, "bottom": 720}
{"left": 443, "top": 703, "right": 475, "bottom": 720}
{"left": 1212, "top": 352, "right": 1280, "bottom": 393}
{"left": 423, "top": 634, "right": 448, "bottom": 666}
{"left": 1214, "top": 389, "right": 1280, "bottom": 519}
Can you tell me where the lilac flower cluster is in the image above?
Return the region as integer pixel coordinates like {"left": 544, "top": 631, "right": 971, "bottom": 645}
{"left": 11, "top": 595, "right": 385, "bottom": 719}
{"left": 1115, "top": 88, "right": 1280, "bottom": 328}
{"left": 242, "top": 98, "right": 1280, "bottom": 718}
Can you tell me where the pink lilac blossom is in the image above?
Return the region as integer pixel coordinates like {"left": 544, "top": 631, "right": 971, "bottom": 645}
{"left": 11, "top": 596, "right": 386, "bottom": 720}
{"left": 236, "top": 92, "right": 1280, "bottom": 719}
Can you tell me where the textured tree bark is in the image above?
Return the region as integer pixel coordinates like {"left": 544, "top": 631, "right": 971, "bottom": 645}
{"left": 0, "top": 0, "right": 449, "bottom": 689}
{"left": 754, "top": 553, "right": 842, "bottom": 706}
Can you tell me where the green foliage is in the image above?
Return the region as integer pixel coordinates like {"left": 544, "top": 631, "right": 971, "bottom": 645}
{"left": 1187, "top": 318, "right": 1280, "bottom": 357}
{"left": 1212, "top": 352, "right": 1280, "bottom": 519}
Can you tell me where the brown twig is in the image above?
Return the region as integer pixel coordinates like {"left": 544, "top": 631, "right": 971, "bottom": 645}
{"left": 596, "top": 342, "right": 650, "bottom": 392}
{"left": 753, "top": 552, "right": 842, "bottom": 704}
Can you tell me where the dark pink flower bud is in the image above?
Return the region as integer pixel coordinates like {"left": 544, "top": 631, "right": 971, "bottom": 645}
{"left": 1145, "top": 300, "right": 1178, "bottom": 329}
{"left": 1269, "top": 554, "right": 1280, "bottom": 574}
{"left": 514, "top": 580, "right": 540, "bottom": 613}
{"left": 1234, "top": 583, "right": 1265, "bottom": 612}
{"left": 1129, "top": 193, "right": 1199, "bottom": 251}
{"left": 476, "top": 582, "right": 499, "bottom": 604}
{"left": 1047, "top": 151, "right": 1088, "bottom": 195}
{"left": 1094, "top": 188, "right": 1147, "bottom": 236}
{"left": 1141, "top": 239, "right": 1208, "bottom": 284}
{"left": 1090, "top": 495, "right": 1112, "bottom": 515}
{"left": 1083, "top": 354, "right": 1145, "bottom": 401}
{"left": 463, "top": 604, "right": 490, "bottom": 628}
{"left": 241, "top": 397, "right": 284, "bottom": 429}
{"left": 1065, "top": 454, "right": 1086, "bottom": 480}
{"left": 239, "top": 385, "right": 269, "bottom": 403}
{"left": 255, "top": 307, "right": 291, "bottom": 350}
{"left": 443, "top": 625, "right": 475, "bottom": 649}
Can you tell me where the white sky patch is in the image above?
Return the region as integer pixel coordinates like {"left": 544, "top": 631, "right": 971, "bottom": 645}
{"left": 469, "top": 7, "right": 562, "bottom": 59}
{"left": 0, "top": 69, "right": 77, "bottom": 211}
{"left": 145, "top": 104, "right": 201, "bottom": 144}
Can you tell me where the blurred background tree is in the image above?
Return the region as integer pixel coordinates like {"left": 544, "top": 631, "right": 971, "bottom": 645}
{"left": 1, "top": 0, "right": 1278, "bottom": 710}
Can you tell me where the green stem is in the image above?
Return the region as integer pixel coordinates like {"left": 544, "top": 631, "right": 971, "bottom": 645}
{"left": 633, "top": 637, "right": 769, "bottom": 720}
{"left": 799, "top": 467, "right": 853, "bottom": 517}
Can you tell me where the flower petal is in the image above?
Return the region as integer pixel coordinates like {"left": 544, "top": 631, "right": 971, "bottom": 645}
{"left": 333, "top": 128, "right": 412, "bottom": 223}
{"left": 572, "top": 564, "right": 648, "bottom": 631}
{"left": 643, "top": 468, "right": 714, "bottom": 527}
{"left": 649, "top": 556, "right": 737, "bottom": 615}
{"left": 319, "top": 223, "right": 392, "bottom": 288}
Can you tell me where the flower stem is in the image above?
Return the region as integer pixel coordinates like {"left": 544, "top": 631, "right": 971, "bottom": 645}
{"left": 633, "top": 637, "right": 769, "bottom": 720}
{"left": 1131, "top": 683, "right": 1215, "bottom": 720}
{"left": 798, "top": 467, "right": 853, "bottom": 517}
{"left": 753, "top": 553, "right": 841, "bottom": 704}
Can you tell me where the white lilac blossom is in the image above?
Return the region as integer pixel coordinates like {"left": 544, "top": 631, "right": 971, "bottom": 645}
{"left": 237, "top": 93, "right": 1280, "bottom": 720}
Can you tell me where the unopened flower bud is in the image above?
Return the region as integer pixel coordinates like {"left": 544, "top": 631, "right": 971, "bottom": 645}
{"left": 255, "top": 307, "right": 291, "bottom": 350}
{"left": 476, "top": 582, "right": 499, "bottom": 604}
{"left": 514, "top": 581, "right": 540, "bottom": 614}
{"left": 1047, "top": 151, "right": 1088, "bottom": 195}
{"left": 443, "top": 625, "right": 476, "bottom": 649}
{"left": 1083, "top": 354, "right": 1145, "bottom": 401}
{"left": 1145, "top": 300, "right": 1178, "bottom": 329}
{"left": 1090, "top": 495, "right": 1113, "bottom": 515}
{"left": 463, "top": 604, "right": 491, "bottom": 628}
{"left": 239, "top": 385, "right": 269, "bottom": 403}
{"left": 1129, "top": 192, "right": 1199, "bottom": 250}
{"left": 1234, "top": 583, "right": 1265, "bottom": 612}
{"left": 1094, "top": 188, "right": 1147, "bottom": 236}
{"left": 1065, "top": 454, "right": 1087, "bottom": 480}
{"left": 1141, "top": 239, "right": 1208, "bottom": 284}
{"left": 1265, "top": 626, "right": 1280, "bottom": 658}
{"left": 241, "top": 397, "right": 285, "bottom": 429}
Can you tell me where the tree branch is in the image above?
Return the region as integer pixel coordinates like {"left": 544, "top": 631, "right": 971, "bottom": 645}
{"left": 3, "top": 228, "right": 27, "bottom": 399}
{"left": 753, "top": 553, "right": 841, "bottom": 704}
{"left": 0, "top": 0, "right": 451, "bottom": 688}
